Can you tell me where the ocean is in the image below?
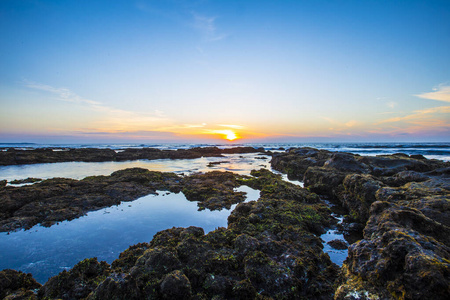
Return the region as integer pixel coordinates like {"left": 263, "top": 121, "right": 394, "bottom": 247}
{"left": 1, "top": 142, "right": 449, "bottom": 161}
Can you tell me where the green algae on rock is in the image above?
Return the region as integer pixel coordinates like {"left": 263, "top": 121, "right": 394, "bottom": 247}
{"left": 3, "top": 168, "right": 339, "bottom": 299}
{"left": 272, "top": 147, "right": 450, "bottom": 300}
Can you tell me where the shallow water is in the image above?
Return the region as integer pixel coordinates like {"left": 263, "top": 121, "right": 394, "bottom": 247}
{"left": 0, "top": 186, "right": 259, "bottom": 284}
{"left": 0, "top": 151, "right": 353, "bottom": 281}
{"left": 320, "top": 216, "right": 348, "bottom": 266}
{"left": 0, "top": 153, "right": 271, "bottom": 183}
{"left": 279, "top": 177, "right": 347, "bottom": 266}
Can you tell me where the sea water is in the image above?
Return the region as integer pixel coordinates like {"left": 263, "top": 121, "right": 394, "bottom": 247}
{"left": 0, "top": 186, "right": 259, "bottom": 284}
{"left": 0, "top": 143, "right": 448, "bottom": 283}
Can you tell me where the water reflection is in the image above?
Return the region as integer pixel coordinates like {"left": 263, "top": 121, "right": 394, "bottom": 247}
{"left": 0, "top": 186, "right": 259, "bottom": 283}
{"left": 0, "top": 153, "right": 272, "bottom": 182}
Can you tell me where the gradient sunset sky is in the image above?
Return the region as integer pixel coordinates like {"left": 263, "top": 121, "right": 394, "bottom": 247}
{"left": 1, "top": 0, "right": 449, "bottom": 143}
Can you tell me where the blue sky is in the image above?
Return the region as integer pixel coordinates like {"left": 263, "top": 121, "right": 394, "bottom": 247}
{"left": 1, "top": 0, "right": 449, "bottom": 143}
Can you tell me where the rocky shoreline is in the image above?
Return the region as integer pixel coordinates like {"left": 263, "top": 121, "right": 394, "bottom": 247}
{"left": 1, "top": 147, "right": 449, "bottom": 299}
{"left": 272, "top": 148, "right": 450, "bottom": 299}
{"left": 0, "top": 146, "right": 264, "bottom": 166}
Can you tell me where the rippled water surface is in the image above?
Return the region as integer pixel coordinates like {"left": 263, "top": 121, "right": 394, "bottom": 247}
{"left": 0, "top": 153, "right": 271, "bottom": 183}
{"left": 0, "top": 186, "right": 259, "bottom": 283}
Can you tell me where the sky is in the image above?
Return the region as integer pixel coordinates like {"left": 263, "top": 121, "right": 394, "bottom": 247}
{"left": 1, "top": 0, "right": 449, "bottom": 143}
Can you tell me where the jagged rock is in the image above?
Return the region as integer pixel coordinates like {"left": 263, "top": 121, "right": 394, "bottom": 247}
{"left": 181, "top": 171, "right": 246, "bottom": 210}
{"left": 160, "top": 270, "right": 192, "bottom": 299}
{"left": 38, "top": 258, "right": 111, "bottom": 299}
{"left": 327, "top": 239, "right": 348, "bottom": 250}
{"left": 0, "top": 147, "right": 265, "bottom": 166}
{"left": 0, "top": 269, "right": 41, "bottom": 299}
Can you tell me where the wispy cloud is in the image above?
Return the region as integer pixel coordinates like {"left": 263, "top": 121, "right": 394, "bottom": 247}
{"left": 25, "top": 81, "right": 101, "bottom": 106}
{"left": 377, "top": 106, "right": 450, "bottom": 124}
{"left": 345, "top": 120, "right": 357, "bottom": 127}
{"left": 386, "top": 101, "right": 397, "bottom": 109}
{"left": 24, "top": 81, "right": 171, "bottom": 131}
{"left": 219, "top": 124, "right": 244, "bottom": 129}
{"left": 192, "top": 13, "right": 227, "bottom": 42}
{"left": 416, "top": 85, "right": 450, "bottom": 103}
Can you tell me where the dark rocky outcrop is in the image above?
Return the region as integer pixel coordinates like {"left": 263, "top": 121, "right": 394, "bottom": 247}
{"left": 0, "top": 168, "right": 182, "bottom": 232}
{"left": 0, "top": 147, "right": 265, "bottom": 166}
{"left": 181, "top": 171, "right": 246, "bottom": 210}
{"left": 0, "top": 169, "right": 259, "bottom": 232}
{"left": 2, "top": 147, "right": 449, "bottom": 299}
{"left": 0, "top": 269, "right": 41, "bottom": 299}
{"left": 272, "top": 147, "right": 450, "bottom": 299}
{"left": 17, "top": 169, "right": 338, "bottom": 299}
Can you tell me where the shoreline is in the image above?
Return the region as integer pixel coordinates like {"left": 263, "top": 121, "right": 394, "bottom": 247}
{"left": 1, "top": 147, "right": 449, "bottom": 299}
{"left": 0, "top": 146, "right": 266, "bottom": 166}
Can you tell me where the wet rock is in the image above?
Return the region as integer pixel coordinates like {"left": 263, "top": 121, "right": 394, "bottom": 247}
{"left": 3, "top": 147, "right": 448, "bottom": 299}
{"left": 0, "top": 168, "right": 182, "bottom": 232}
{"left": 269, "top": 147, "right": 450, "bottom": 299}
{"left": 87, "top": 273, "right": 141, "bottom": 300}
{"left": 327, "top": 239, "right": 348, "bottom": 250}
{"left": 202, "top": 274, "right": 232, "bottom": 297}
{"left": 9, "top": 177, "right": 42, "bottom": 184}
{"left": 1, "top": 167, "right": 340, "bottom": 299}
{"left": 160, "top": 270, "right": 192, "bottom": 300}
{"left": 182, "top": 171, "right": 246, "bottom": 210}
{"left": 271, "top": 147, "right": 332, "bottom": 180}
{"left": 303, "top": 166, "right": 347, "bottom": 197}
{"left": 207, "top": 161, "right": 229, "bottom": 167}
{"left": 39, "top": 258, "right": 111, "bottom": 299}
{"left": 136, "top": 247, "right": 181, "bottom": 275}
{"left": 340, "top": 174, "right": 384, "bottom": 222}
{"left": 0, "top": 147, "right": 265, "bottom": 166}
{"left": 0, "top": 269, "right": 41, "bottom": 299}
{"left": 323, "top": 153, "right": 369, "bottom": 173}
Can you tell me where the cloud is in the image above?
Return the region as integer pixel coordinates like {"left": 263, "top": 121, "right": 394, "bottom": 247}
{"left": 24, "top": 81, "right": 101, "bottom": 106}
{"left": 192, "top": 13, "right": 227, "bottom": 41}
{"left": 24, "top": 81, "right": 171, "bottom": 131}
{"left": 386, "top": 101, "right": 397, "bottom": 109}
{"left": 218, "top": 124, "right": 244, "bottom": 129}
{"left": 377, "top": 106, "right": 450, "bottom": 124}
{"left": 416, "top": 85, "right": 450, "bottom": 103}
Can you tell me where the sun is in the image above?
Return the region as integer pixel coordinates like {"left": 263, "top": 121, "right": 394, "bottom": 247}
{"left": 215, "top": 129, "right": 238, "bottom": 141}
{"left": 225, "top": 131, "right": 237, "bottom": 141}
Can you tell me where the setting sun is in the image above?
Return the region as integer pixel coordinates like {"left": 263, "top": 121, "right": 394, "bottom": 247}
{"left": 225, "top": 130, "right": 237, "bottom": 141}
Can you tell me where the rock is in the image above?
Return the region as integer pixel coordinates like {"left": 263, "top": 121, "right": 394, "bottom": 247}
{"left": 2, "top": 147, "right": 448, "bottom": 299}
{"left": 340, "top": 174, "right": 384, "bottom": 222}
{"left": 323, "top": 153, "right": 369, "bottom": 173}
{"left": 9, "top": 178, "right": 42, "bottom": 184}
{"left": 0, "top": 147, "right": 265, "bottom": 166}
{"left": 160, "top": 270, "right": 192, "bottom": 300}
{"left": 39, "top": 258, "right": 111, "bottom": 299}
{"left": 326, "top": 239, "right": 348, "bottom": 250}
{"left": 181, "top": 171, "right": 246, "bottom": 210}
{"left": 0, "top": 168, "right": 182, "bottom": 232}
{"left": 87, "top": 273, "right": 141, "bottom": 300}
{"left": 0, "top": 269, "right": 41, "bottom": 299}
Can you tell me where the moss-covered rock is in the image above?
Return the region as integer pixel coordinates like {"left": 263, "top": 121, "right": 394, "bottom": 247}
{"left": 0, "top": 269, "right": 41, "bottom": 299}
{"left": 38, "top": 258, "right": 111, "bottom": 299}
{"left": 181, "top": 171, "right": 245, "bottom": 210}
